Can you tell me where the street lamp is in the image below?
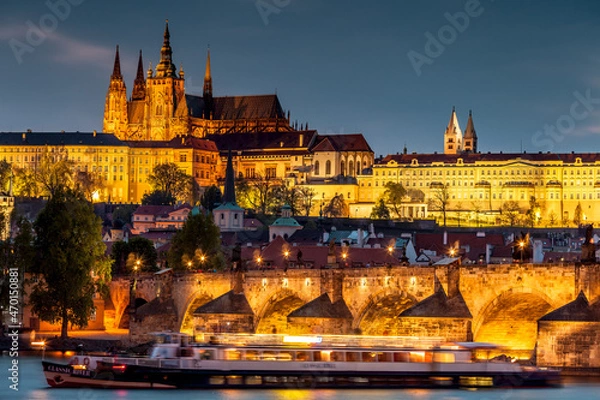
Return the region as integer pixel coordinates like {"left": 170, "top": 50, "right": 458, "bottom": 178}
{"left": 519, "top": 241, "right": 525, "bottom": 263}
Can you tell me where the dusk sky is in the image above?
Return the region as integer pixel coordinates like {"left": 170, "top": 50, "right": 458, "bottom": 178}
{"left": 2, "top": 0, "right": 600, "bottom": 157}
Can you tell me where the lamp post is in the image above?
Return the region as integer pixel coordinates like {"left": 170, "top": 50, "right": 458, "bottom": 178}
{"left": 519, "top": 241, "right": 524, "bottom": 263}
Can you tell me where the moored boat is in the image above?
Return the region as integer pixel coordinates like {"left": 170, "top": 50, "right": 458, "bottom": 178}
{"left": 42, "top": 333, "right": 561, "bottom": 389}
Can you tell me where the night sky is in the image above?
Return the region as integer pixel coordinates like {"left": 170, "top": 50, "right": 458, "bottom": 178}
{"left": 2, "top": 0, "right": 600, "bottom": 157}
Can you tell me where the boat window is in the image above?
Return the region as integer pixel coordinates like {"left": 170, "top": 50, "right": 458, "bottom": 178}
{"left": 409, "top": 351, "right": 432, "bottom": 363}
{"left": 180, "top": 348, "right": 193, "bottom": 357}
{"left": 362, "top": 352, "right": 377, "bottom": 362}
{"left": 393, "top": 352, "right": 410, "bottom": 362}
{"left": 261, "top": 351, "right": 277, "bottom": 361}
{"left": 199, "top": 350, "right": 214, "bottom": 360}
{"left": 346, "top": 352, "right": 360, "bottom": 362}
{"left": 277, "top": 351, "right": 293, "bottom": 361}
{"left": 225, "top": 350, "right": 242, "bottom": 360}
{"left": 376, "top": 352, "right": 392, "bottom": 362}
{"left": 295, "top": 351, "right": 311, "bottom": 361}
{"left": 330, "top": 351, "right": 345, "bottom": 362}
{"left": 433, "top": 352, "right": 456, "bottom": 363}
{"left": 243, "top": 350, "right": 260, "bottom": 361}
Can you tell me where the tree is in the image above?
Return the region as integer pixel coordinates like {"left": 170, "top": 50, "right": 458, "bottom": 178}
{"left": 323, "top": 194, "right": 348, "bottom": 218}
{"left": 167, "top": 212, "right": 225, "bottom": 271}
{"left": 500, "top": 200, "right": 521, "bottom": 226}
{"left": 297, "top": 187, "right": 316, "bottom": 216}
{"left": 383, "top": 182, "right": 407, "bottom": 219}
{"left": 235, "top": 174, "right": 281, "bottom": 215}
{"left": 0, "top": 160, "right": 12, "bottom": 192}
{"left": 74, "top": 170, "right": 104, "bottom": 202}
{"left": 526, "top": 196, "right": 541, "bottom": 227}
{"left": 201, "top": 185, "right": 222, "bottom": 212}
{"left": 29, "top": 187, "right": 112, "bottom": 338}
{"left": 573, "top": 202, "right": 583, "bottom": 226}
{"left": 111, "top": 237, "right": 158, "bottom": 275}
{"left": 142, "top": 190, "right": 176, "bottom": 205}
{"left": 13, "top": 167, "right": 42, "bottom": 198}
{"left": 429, "top": 184, "right": 450, "bottom": 227}
{"left": 35, "top": 151, "right": 75, "bottom": 197}
{"left": 148, "top": 162, "right": 193, "bottom": 203}
{"left": 370, "top": 198, "right": 390, "bottom": 220}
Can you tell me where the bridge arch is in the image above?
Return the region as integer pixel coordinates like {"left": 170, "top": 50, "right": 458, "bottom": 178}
{"left": 355, "top": 288, "right": 417, "bottom": 335}
{"left": 255, "top": 288, "right": 308, "bottom": 334}
{"left": 178, "top": 291, "right": 216, "bottom": 335}
{"left": 117, "top": 297, "right": 149, "bottom": 329}
{"left": 473, "top": 287, "right": 557, "bottom": 356}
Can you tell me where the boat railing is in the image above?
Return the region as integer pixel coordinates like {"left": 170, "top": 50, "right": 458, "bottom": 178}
{"left": 193, "top": 333, "right": 444, "bottom": 349}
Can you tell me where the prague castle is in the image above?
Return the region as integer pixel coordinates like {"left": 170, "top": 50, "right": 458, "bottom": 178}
{"left": 0, "top": 22, "right": 599, "bottom": 225}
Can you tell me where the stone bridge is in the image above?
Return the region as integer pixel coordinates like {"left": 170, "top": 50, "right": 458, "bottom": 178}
{"left": 108, "top": 263, "right": 600, "bottom": 354}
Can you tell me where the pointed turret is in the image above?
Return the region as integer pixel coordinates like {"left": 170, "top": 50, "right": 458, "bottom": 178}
{"left": 203, "top": 48, "right": 214, "bottom": 119}
{"left": 111, "top": 45, "right": 123, "bottom": 79}
{"left": 155, "top": 20, "right": 177, "bottom": 78}
{"left": 443, "top": 106, "right": 463, "bottom": 155}
{"left": 223, "top": 149, "right": 236, "bottom": 205}
{"left": 463, "top": 109, "right": 478, "bottom": 153}
{"left": 103, "top": 45, "right": 128, "bottom": 138}
{"left": 131, "top": 50, "right": 146, "bottom": 101}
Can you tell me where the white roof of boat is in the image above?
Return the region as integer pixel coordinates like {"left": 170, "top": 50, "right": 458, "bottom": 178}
{"left": 454, "top": 342, "right": 503, "bottom": 349}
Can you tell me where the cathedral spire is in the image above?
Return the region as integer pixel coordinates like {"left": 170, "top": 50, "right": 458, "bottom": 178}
{"left": 223, "top": 149, "right": 236, "bottom": 205}
{"left": 131, "top": 50, "right": 146, "bottom": 101}
{"left": 463, "top": 109, "right": 478, "bottom": 153}
{"left": 203, "top": 47, "right": 212, "bottom": 97}
{"left": 155, "top": 20, "right": 177, "bottom": 78}
{"left": 443, "top": 106, "right": 463, "bottom": 155}
{"left": 111, "top": 45, "right": 122, "bottom": 79}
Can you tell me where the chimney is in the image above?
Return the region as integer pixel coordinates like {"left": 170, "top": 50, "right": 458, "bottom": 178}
{"left": 22, "top": 132, "right": 26, "bottom": 141}
{"left": 357, "top": 228, "right": 364, "bottom": 247}
{"left": 299, "top": 133, "right": 304, "bottom": 147}
{"left": 443, "top": 231, "right": 448, "bottom": 246}
{"left": 93, "top": 130, "right": 97, "bottom": 137}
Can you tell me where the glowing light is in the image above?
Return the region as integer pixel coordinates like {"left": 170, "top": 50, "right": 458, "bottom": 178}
{"left": 262, "top": 278, "right": 268, "bottom": 287}
{"left": 342, "top": 252, "right": 348, "bottom": 260}
{"left": 387, "top": 246, "right": 394, "bottom": 254}
{"left": 361, "top": 277, "right": 367, "bottom": 287}
{"left": 282, "top": 278, "right": 288, "bottom": 287}
{"left": 305, "top": 278, "right": 311, "bottom": 286}
{"left": 91, "top": 190, "right": 100, "bottom": 202}
{"left": 283, "top": 336, "right": 323, "bottom": 344}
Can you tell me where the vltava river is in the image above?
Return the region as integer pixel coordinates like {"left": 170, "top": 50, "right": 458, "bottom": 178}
{"left": 2, "top": 356, "right": 600, "bottom": 400}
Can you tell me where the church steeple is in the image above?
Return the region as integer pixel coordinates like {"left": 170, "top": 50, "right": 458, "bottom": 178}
{"left": 223, "top": 149, "right": 236, "bottom": 205}
{"left": 155, "top": 20, "right": 177, "bottom": 78}
{"left": 444, "top": 106, "right": 463, "bottom": 154}
{"left": 103, "top": 45, "right": 128, "bottom": 137}
{"left": 203, "top": 48, "right": 214, "bottom": 120}
{"left": 203, "top": 48, "right": 212, "bottom": 97}
{"left": 131, "top": 50, "right": 146, "bottom": 101}
{"left": 111, "top": 45, "right": 123, "bottom": 80}
{"left": 463, "top": 109, "right": 478, "bottom": 153}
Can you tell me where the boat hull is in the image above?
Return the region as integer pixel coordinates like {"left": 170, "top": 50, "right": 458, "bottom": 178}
{"left": 42, "top": 360, "right": 560, "bottom": 390}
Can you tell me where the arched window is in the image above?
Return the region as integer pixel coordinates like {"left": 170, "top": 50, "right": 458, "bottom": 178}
{"left": 314, "top": 161, "right": 320, "bottom": 175}
{"left": 325, "top": 160, "right": 331, "bottom": 175}
{"left": 349, "top": 161, "right": 354, "bottom": 176}
{"left": 341, "top": 161, "right": 345, "bottom": 176}
{"left": 357, "top": 161, "right": 362, "bottom": 175}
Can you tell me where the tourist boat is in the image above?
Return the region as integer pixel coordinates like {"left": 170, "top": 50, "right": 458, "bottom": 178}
{"left": 42, "top": 333, "right": 561, "bottom": 389}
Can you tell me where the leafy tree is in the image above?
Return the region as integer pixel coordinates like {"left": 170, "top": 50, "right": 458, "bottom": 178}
{"left": 323, "top": 194, "right": 348, "bottom": 218}
{"left": 548, "top": 210, "right": 557, "bottom": 227}
{"left": 74, "top": 170, "right": 104, "bottom": 202}
{"left": 526, "top": 196, "right": 541, "bottom": 227}
{"left": 297, "top": 186, "right": 316, "bottom": 216}
{"left": 429, "top": 184, "right": 450, "bottom": 227}
{"left": 370, "top": 198, "right": 391, "bottom": 220}
{"left": 406, "top": 189, "right": 425, "bottom": 203}
{"left": 112, "top": 204, "right": 137, "bottom": 226}
{"left": 236, "top": 174, "right": 281, "bottom": 215}
{"left": 167, "top": 212, "right": 225, "bottom": 271}
{"left": 111, "top": 237, "right": 158, "bottom": 275}
{"left": 383, "top": 182, "right": 406, "bottom": 219}
{"left": 500, "top": 200, "right": 521, "bottom": 226}
{"left": 142, "top": 190, "right": 176, "bottom": 206}
{"left": 13, "top": 167, "right": 41, "bottom": 198}
{"left": 573, "top": 202, "right": 583, "bottom": 226}
{"left": 200, "top": 185, "right": 222, "bottom": 212}
{"left": 148, "top": 162, "right": 192, "bottom": 203}
{"left": 0, "top": 160, "right": 12, "bottom": 192}
{"left": 35, "top": 151, "right": 75, "bottom": 197}
{"left": 29, "top": 187, "right": 112, "bottom": 338}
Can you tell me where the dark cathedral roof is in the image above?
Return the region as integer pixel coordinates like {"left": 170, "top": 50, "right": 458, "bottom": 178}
{"left": 311, "top": 134, "right": 373, "bottom": 153}
{"left": 206, "top": 130, "right": 317, "bottom": 155}
{"left": 186, "top": 94, "right": 286, "bottom": 120}
{"left": 0, "top": 131, "right": 125, "bottom": 146}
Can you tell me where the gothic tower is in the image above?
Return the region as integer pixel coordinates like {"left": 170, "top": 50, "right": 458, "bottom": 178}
{"left": 213, "top": 150, "right": 244, "bottom": 232}
{"left": 463, "top": 110, "right": 478, "bottom": 153}
{"left": 103, "top": 45, "right": 129, "bottom": 138}
{"left": 131, "top": 50, "right": 146, "bottom": 101}
{"left": 443, "top": 106, "right": 462, "bottom": 155}
{"left": 145, "top": 20, "right": 188, "bottom": 141}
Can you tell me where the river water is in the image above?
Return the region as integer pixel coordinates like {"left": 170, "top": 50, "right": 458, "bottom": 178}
{"left": 2, "top": 356, "right": 599, "bottom": 400}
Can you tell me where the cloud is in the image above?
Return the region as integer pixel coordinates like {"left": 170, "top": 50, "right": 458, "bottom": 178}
{"left": 47, "top": 31, "right": 115, "bottom": 68}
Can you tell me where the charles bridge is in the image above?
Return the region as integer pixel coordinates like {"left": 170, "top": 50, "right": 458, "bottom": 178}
{"left": 107, "top": 262, "right": 600, "bottom": 366}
